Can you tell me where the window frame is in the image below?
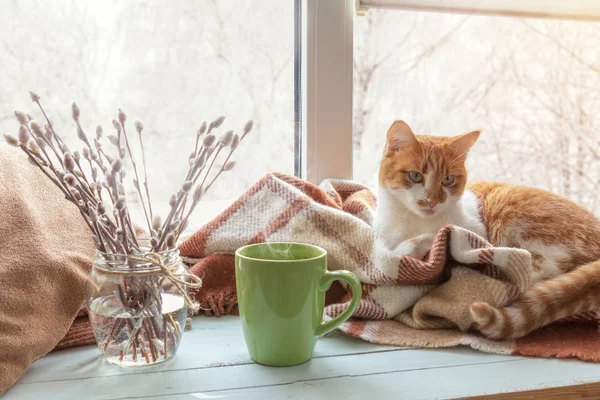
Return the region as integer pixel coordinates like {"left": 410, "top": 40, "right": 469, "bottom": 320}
{"left": 299, "top": 0, "right": 354, "bottom": 184}
{"left": 355, "top": 0, "right": 600, "bottom": 21}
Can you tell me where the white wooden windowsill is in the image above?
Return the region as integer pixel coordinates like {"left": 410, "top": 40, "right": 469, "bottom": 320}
{"left": 6, "top": 316, "right": 600, "bottom": 399}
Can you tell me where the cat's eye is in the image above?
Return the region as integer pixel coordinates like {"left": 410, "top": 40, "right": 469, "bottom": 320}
{"left": 408, "top": 172, "right": 423, "bottom": 183}
{"left": 441, "top": 175, "right": 455, "bottom": 186}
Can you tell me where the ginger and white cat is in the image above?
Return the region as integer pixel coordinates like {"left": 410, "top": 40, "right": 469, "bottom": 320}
{"left": 374, "top": 120, "right": 600, "bottom": 339}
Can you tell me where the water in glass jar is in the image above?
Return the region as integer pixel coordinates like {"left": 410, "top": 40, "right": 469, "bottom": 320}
{"left": 88, "top": 292, "right": 187, "bottom": 366}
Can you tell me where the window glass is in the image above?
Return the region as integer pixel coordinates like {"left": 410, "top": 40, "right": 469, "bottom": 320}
{"left": 1, "top": 0, "right": 294, "bottom": 226}
{"left": 354, "top": 10, "right": 600, "bottom": 213}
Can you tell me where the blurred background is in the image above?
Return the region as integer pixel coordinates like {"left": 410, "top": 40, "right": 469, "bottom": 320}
{"left": 1, "top": 0, "right": 598, "bottom": 226}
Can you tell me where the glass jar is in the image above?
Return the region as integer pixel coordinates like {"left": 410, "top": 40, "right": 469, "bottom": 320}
{"left": 85, "top": 248, "right": 189, "bottom": 367}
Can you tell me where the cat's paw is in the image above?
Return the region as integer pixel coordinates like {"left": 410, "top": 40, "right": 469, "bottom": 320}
{"left": 394, "top": 233, "right": 435, "bottom": 260}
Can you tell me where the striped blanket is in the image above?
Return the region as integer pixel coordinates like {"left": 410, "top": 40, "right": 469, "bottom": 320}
{"left": 60, "top": 173, "right": 600, "bottom": 361}
{"left": 176, "top": 173, "right": 600, "bottom": 362}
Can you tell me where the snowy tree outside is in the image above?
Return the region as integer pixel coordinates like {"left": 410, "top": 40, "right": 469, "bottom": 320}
{"left": 1, "top": 1, "right": 599, "bottom": 226}
{"left": 354, "top": 9, "right": 600, "bottom": 214}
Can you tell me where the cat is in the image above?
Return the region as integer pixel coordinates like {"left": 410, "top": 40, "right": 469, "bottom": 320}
{"left": 374, "top": 120, "right": 600, "bottom": 339}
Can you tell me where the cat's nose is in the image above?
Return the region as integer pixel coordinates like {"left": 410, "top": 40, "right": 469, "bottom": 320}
{"left": 425, "top": 198, "right": 439, "bottom": 208}
{"left": 425, "top": 196, "right": 439, "bottom": 208}
{"left": 417, "top": 200, "right": 437, "bottom": 208}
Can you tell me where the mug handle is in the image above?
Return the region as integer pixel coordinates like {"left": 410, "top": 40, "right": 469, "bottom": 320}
{"left": 315, "top": 270, "right": 362, "bottom": 337}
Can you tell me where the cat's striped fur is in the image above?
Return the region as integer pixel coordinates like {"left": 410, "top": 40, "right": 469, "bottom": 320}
{"left": 375, "top": 121, "right": 600, "bottom": 339}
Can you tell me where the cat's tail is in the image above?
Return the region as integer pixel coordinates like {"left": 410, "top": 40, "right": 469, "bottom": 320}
{"left": 470, "top": 259, "right": 600, "bottom": 340}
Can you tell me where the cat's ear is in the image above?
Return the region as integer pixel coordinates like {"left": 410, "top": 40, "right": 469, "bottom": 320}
{"left": 386, "top": 120, "right": 418, "bottom": 152}
{"left": 449, "top": 130, "right": 481, "bottom": 155}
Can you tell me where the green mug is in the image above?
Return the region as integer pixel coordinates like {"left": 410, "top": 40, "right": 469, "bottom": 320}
{"left": 235, "top": 242, "right": 362, "bottom": 366}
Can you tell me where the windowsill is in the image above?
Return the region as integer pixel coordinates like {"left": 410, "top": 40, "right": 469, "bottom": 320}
{"left": 8, "top": 315, "right": 600, "bottom": 399}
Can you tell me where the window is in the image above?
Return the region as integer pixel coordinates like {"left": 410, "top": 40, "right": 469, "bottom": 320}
{"left": 4, "top": 0, "right": 599, "bottom": 217}
{"left": 353, "top": 2, "right": 600, "bottom": 213}
{"left": 0, "top": 0, "right": 294, "bottom": 227}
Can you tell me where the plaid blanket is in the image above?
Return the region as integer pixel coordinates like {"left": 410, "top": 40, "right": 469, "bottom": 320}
{"left": 60, "top": 173, "right": 600, "bottom": 361}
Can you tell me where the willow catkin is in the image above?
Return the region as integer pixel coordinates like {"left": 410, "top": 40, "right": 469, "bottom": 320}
{"left": 115, "top": 197, "right": 126, "bottom": 211}
{"left": 181, "top": 181, "right": 193, "bottom": 193}
{"left": 4, "top": 134, "right": 18, "bottom": 146}
{"left": 14, "top": 111, "right": 28, "bottom": 125}
{"left": 192, "top": 185, "right": 204, "bottom": 203}
{"left": 165, "top": 233, "right": 176, "bottom": 248}
{"left": 195, "top": 152, "right": 207, "bottom": 168}
{"left": 44, "top": 125, "right": 53, "bottom": 140}
{"left": 89, "top": 207, "right": 98, "bottom": 222}
{"left": 29, "top": 120, "right": 43, "bottom": 136}
{"left": 118, "top": 108, "right": 127, "bottom": 124}
{"left": 28, "top": 140, "right": 40, "bottom": 154}
{"left": 212, "top": 116, "right": 226, "bottom": 129}
{"left": 64, "top": 153, "right": 75, "bottom": 172}
{"left": 60, "top": 142, "right": 70, "bottom": 154}
{"left": 112, "top": 119, "right": 121, "bottom": 132}
{"left": 230, "top": 134, "right": 240, "bottom": 150}
{"left": 134, "top": 120, "right": 144, "bottom": 134}
{"left": 29, "top": 91, "right": 40, "bottom": 102}
{"left": 219, "top": 130, "right": 234, "bottom": 147}
{"left": 198, "top": 121, "right": 207, "bottom": 135}
{"left": 243, "top": 120, "right": 254, "bottom": 135}
{"left": 152, "top": 215, "right": 162, "bottom": 231}
{"left": 223, "top": 161, "right": 236, "bottom": 171}
{"left": 202, "top": 134, "right": 216, "bottom": 148}
{"left": 72, "top": 102, "right": 81, "bottom": 121}
{"left": 35, "top": 137, "right": 46, "bottom": 151}
{"left": 77, "top": 127, "right": 88, "bottom": 144}
{"left": 18, "top": 125, "right": 30, "bottom": 144}
{"left": 111, "top": 159, "right": 123, "bottom": 173}
{"left": 64, "top": 174, "right": 77, "bottom": 187}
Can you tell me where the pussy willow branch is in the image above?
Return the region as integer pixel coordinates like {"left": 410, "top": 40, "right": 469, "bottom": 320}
{"left": 119, "top": 118, "right": 152, "bottom": 235}
{"left": 33, "top": 126, "right": 65, "bottom": 169}
{"left": 11, "top": 127, "right": 133, "bottom": 252}
{"left": 137, "top": 129, "right": 154, "bottom": 226}
{"left": 25, "top": 124, "right": 62, "bottom": 170}
{"left": 176, "top": 150, "right": 232, "bottom": 241}
{"left": 154, "top": 144, "right": 214, "bottom": 249}
{"left": 204, "top": 151, "right": 234, "bottom": 193}
{"left": 10, "top": 92, "right": 252, "bottom": 258}
{"left": 73, "top": 156, "right": 90, "bottom": 185}
{"left": 178, "top": 120, "right": 211, "bottom": 218}
{"left": 23, "top": 145, "right": 103, "bottom": 248}
{"left": 30, "top": 92, "right": 66, "bottom": 148}
{"left": 175, "top": 146, "right": 210, "bottom": 222}
{"left": 8, "top": 93, "right": 242, "bottom": 365}
{"left": 170, "top": 145, "right": 223, "bottom": 241}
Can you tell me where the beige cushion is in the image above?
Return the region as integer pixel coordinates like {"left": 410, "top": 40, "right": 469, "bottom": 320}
{"left": 0, "top": 145, "right": 94, "bottom": 394}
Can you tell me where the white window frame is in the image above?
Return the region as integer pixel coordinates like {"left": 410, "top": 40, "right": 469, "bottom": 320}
{"left": 301, "top": 0, "right": 354, "bottom": 184}
{"left": 356, "top": 1, "right": 600, "bottom": 21}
